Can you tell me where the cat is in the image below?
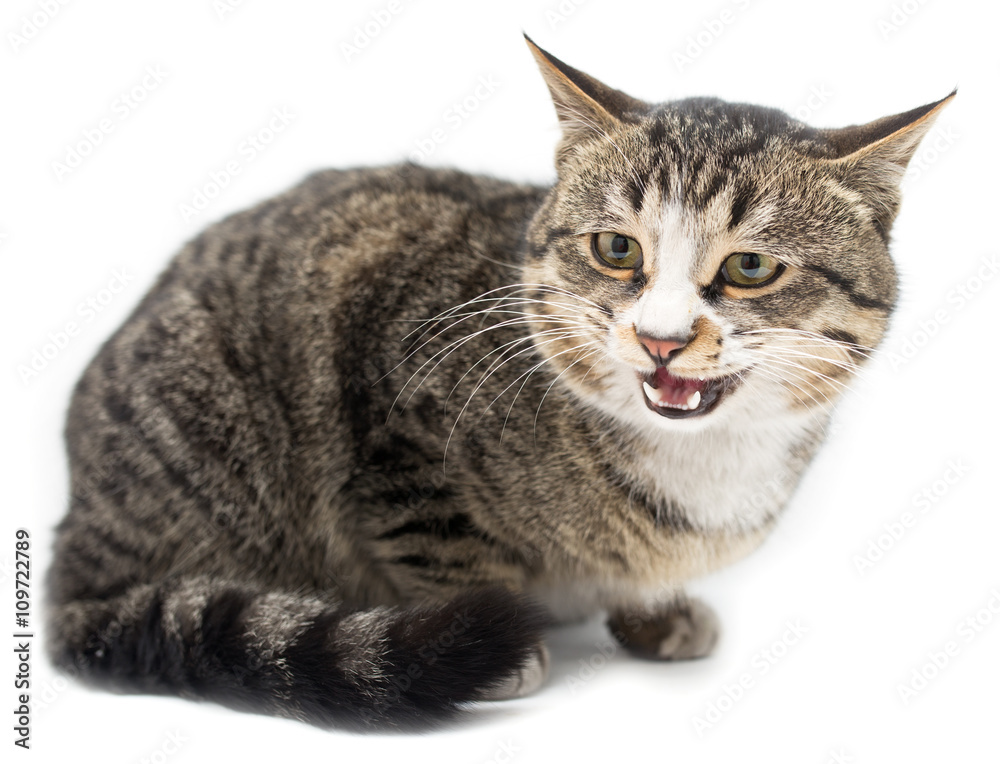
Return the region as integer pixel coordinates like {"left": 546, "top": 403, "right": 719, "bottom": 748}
{"left": 46, "top": 35, "right": 953, "bottom": 729}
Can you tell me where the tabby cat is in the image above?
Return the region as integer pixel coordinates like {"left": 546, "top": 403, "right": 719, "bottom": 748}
{"left": 47, "top": 36, "right": 953, "bottom": 729}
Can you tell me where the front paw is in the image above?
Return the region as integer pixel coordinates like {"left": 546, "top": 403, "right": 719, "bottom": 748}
{"left": 607, "top": 598, "right": 719, "bottom": 661}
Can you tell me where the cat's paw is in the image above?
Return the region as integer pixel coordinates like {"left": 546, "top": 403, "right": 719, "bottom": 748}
{"left": 607, "top": 598, "right": 719, "bottom": 661}
{"left": 477, "top": 642, "right": 549, "bottom": 701}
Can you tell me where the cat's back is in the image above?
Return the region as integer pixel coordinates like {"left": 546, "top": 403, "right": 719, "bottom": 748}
{"left": 72, "top": 162, "right": 548, "bottom": 396}
{"left": 159, "top": 163, "right": 547, "bottom": 289}
{"left": 55, "top": 164, "right": 548, "bottom": 602}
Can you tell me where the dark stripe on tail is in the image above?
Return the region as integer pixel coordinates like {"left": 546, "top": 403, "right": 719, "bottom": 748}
{"left": 48, "top": 580, "right": 547, "bottom": 730}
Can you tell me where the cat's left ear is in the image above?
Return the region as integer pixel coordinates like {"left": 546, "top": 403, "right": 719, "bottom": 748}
{"left": 821, "top": 91, "right": 956, "bottom": 210}
{"left": 821, "top": 90, "right": 956, "bottom": 168}
{"left": 819, "top": 90, "right": 955, "bottom": 234}
{"left": 525, "top": 34, "right": 648, "bottom": 164}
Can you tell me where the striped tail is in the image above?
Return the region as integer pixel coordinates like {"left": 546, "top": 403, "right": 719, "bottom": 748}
{"left": 46, "top": 577, "right": 547, "bottom": 729}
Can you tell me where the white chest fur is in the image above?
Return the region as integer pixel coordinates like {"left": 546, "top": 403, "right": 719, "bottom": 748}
{"left": 624, "top": 408, "right": 821, "bottom": 532}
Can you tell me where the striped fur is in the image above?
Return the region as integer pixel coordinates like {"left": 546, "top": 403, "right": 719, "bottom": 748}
{"left": 46, "top": 38, "right": 952, "bottom": 728}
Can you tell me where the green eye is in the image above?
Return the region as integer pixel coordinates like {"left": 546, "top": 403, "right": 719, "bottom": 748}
{"left": 721, "top": 252, "right": 784, "bottom": 287}
{"left": 593, "top": 232, "right": 642, "bottom": 269}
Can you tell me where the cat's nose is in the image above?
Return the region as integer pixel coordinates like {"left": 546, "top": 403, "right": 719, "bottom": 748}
{"left": 636, "top": 332, "right": 688, "bottom": 366}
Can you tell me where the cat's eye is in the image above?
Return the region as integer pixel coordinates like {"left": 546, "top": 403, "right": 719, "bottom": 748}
{"left": 720, "top": 252, "right": 784, "bottom": 287}
{"left": 592, "top": 232, "right": 642, "bottom": 269}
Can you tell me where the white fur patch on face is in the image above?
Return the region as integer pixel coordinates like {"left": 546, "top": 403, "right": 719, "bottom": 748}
{"left": 634, "top": 202, "right": 702, "bottom": 340}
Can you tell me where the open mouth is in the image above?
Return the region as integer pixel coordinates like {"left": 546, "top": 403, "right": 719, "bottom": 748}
{"left": 639, "top": 367, "right": 738, "bottom": 419}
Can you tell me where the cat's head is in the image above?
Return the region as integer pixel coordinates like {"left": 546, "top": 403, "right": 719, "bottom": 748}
{"left": 521, "top": 36, "right": 953, "bottom": 432}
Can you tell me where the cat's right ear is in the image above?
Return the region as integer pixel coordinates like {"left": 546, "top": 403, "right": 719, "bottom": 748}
{"left": 525, "top": 34, "right": 647, "bottom": 164}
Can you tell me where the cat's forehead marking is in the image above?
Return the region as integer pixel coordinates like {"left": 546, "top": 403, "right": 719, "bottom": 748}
{"left": 633, "top": 165, "right": 733, "bottom": 288}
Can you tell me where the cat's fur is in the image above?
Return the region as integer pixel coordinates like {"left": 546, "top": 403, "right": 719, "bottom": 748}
{"left": 46, "top": 37, "right": 952, "bottom": 729}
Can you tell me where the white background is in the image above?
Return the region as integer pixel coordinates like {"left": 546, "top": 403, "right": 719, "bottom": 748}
{"left": 3, "top": 0, "right": 999, "bottom": 761}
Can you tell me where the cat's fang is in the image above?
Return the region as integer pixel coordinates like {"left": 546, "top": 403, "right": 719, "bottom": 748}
{"left": 641, "top": 381, "right": 701, "bottom": 411}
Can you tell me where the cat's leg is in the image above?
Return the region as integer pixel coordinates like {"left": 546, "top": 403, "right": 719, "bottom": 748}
{"left": 606, "top": 594, "right": 720, "bottom": 660}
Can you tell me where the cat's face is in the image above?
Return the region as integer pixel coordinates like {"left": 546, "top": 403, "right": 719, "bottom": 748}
{"left": 522, "top": 38, "right": 952, "bottom": 432}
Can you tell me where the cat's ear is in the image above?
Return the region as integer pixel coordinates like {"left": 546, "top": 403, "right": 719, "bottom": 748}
{"left": 819, "top": 90, "right": 955, "bottom": 234}
{"left": 525, "top": 34, "right": 648, "bottom": 161}
{"left": 821, "top": 91, "right": 956, "bottom": 168}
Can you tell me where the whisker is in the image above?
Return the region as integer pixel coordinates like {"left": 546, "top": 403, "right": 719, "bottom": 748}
{"left": 753, "top": 346, "right": 865, "bottom": 378}
{"left": 443, "top": 327, "right": 591, "bottom": 413}
{"left": 398, "top": 298, "right": 588, "bottom": 364}
{"left": 403, "top": 282, "right": 607, "bottom": 337}
{"left": 532, "top": 345, "right": 606, "bottom": 437}
{"left": 393, "top": 285, "right": 604, "bottom": 366}
{"left": 443, "top": 332, "right": 595, "bottom": 468}
{"left": 498, "top": 340, "right": 603, "bottom": 443}
{"left": 392, "top": 316, "right": 585, "bottom": 417}
{"left": 468, "top": 332, "right": 594, "bottom": 421}
{"left": 739, "top": 328, "right": 875, "bottom": 358}
{"left": 746, "top": 362, "right": 834, "bottom": 409}
{"left": 738, "top": 365, "right": 837, "bottom": 430}
{"left": 380, "top": 283, "right": 610, "bottom": 422}
{"left": 746, "top": 353, "right": 846, "bottom": 408}
{"left": 749, "top": 349, "right": 857, "bottom": 390}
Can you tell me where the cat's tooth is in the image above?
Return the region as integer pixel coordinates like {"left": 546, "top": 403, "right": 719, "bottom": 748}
{"left": 686, "top": 390, "right": 702, "bottom": 410}
{"left": 642, "top": 381, "right": 660, "bottom": 404}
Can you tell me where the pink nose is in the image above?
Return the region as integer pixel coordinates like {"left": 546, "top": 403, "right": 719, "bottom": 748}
{"left": 636, "top": 333, "right": 687, "bottom": 365}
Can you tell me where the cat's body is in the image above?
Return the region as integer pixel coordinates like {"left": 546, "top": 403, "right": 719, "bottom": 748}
{"left": 46, "top": 38, "right": 952, "bottom": 728}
